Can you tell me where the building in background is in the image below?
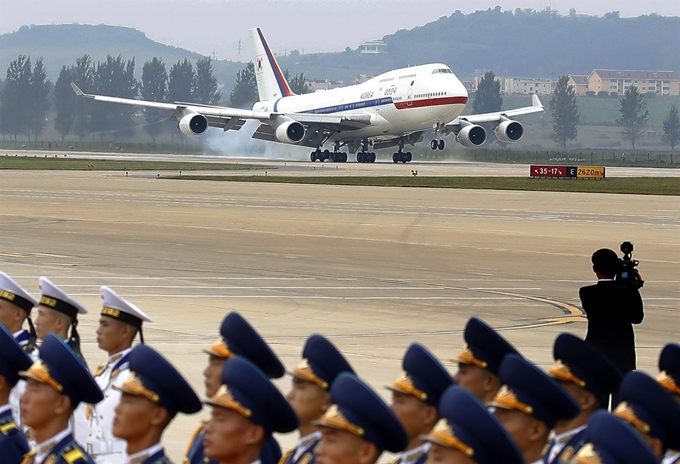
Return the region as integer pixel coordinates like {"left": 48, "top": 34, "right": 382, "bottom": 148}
{"left": 587, "top": 70, "right": 679, "bottom": 95}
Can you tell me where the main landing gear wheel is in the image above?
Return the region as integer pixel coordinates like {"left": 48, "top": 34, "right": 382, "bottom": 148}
{"left": 392, "top": 152, "right": 412, "bottom": 163}
{"left": 357, "top": 152, "right": 376, "bottom": 163}
{"left": 330, "top": 152, "right": 348, "bottom": 163}
{"left": 430, "top": 139, "right": 445, "bottom": 150}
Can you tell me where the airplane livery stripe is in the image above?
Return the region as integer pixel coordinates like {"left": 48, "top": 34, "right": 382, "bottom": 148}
{"left": 258, "top": 29, "right": 294, "bottom": 97}
{"left": 394, "top": 96, "right": 468, "bottom": 110}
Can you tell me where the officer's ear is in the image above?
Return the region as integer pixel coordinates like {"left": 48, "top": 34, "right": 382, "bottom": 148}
{"left": 358, "top": 440, "right": 379, "bottom": 464}
{"left": 645, "top": 437, "right": 664, "bottom": 459}
{"left": 150, "top": 405, "right": 171, "bottom": 428}
{"left": 0, "top": 375, "right": 8, "bottom": 393}
{"left": 244, "top": 423, "right": 265, "bottom": 446}
{"left": 527, "top": 417, "right": 549, "bottom": 443}
{"left": 483, "top": 371, "right": 501, "bottom": 395}
{"left": 55, "top": 393, "right": 73, "bottom": 416}
{"left": 320, "top": 391, "right": 332, "bottom": 415}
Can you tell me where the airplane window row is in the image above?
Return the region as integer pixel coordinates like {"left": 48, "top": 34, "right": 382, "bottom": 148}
{"left": 432, "top": 68, "right": 453, "bottom": 74}
{"left": 414, "top": 92, "right": 447, "bottom": 99}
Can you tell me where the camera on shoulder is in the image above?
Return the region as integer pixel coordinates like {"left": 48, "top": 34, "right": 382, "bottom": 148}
{"left": 616, "top": 241, "right": 644, "bottom": 289}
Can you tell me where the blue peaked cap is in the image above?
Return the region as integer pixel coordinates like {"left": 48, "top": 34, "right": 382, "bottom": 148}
{"left": 206, "top": 355, "right": 298, "bottom": 436}
{"left": 20, "top": 332, "right": 102, "bottom": 407}
{"left": 422, "top": 386, "right": 523, "bottom": 464}
{"left": 615, "top": 371, "right": 680, "bottom": 451}
{"left": 122, "top": 344, "right": 202, "bottom": 418}
{"left": 206, "top": 312, "right": 284, "bottom": 379}
{"left": 292, "top": 334, "right": 354, "bottom": 390}
{"left": 315, "top": 373, "right": 408, "bottom": 453}
{"left": 491, "top": 354, "right": 580, "bottom": 429}
{"left": 658, "top": 343, "right": 680, "bottom": 397}
{"left": 457, "top": 317, "right": 521, "bottom": 375}
{"left": 551, "top": 333, "right": 621, "bottom": 400}
{"left": 387, "top": 343, "right": 454, "bottom": 407}
{"left": 574, "top": 411, "right": 657, "bottom": 464}
{"left": 0, "top": 324, "right": 32, "bottom": 387}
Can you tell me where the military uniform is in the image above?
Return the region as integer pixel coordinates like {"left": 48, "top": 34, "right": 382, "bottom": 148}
{"left": 612, "top": 371, "right": 680, "bottom": 459}
{"left": 184, "top": 312, "right": 285, "bottom": 464}
{"left": 19, "top": 333, "right": 104, "bottom": 464}
{"left": 74, "top": 286, "right": 152, "bottom": 463}
{"left": 115, "top": 344, "right": 202, "bottom": 464}
{"left": 0, "top": 271, "right": 39, "bottom": 426}
{"left": 543, "top": 333, "right": 621, "bottom": 464}
{"left": 203, "top": 356, "right": 298, "bottom": 463}
{"left": 570, "top": 411, "right": 657, "bottom": 464}
{"left": 0, "top": 324, "right": 33, "bottom": 464}
{"left": 421, "top": 386, "right": 523, "bottom": 464}
{"left": 386, "top": 343, "right": 454, "bottom": 464}
{"left": 658, "top": 343, "right": 680, "bottom": 464}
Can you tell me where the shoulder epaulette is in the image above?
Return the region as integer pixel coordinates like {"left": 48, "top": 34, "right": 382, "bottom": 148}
{"left": 278, "top": 448, "right": 295, "bottom": 464}
{"left": 298, "top": 452, "right": 313, "bottom": 464}
{"left": 0, "top": 420, "right": 18, "bottom": 435}
{"left": 183, "top": 418, "right": 209, "bottom": 461}
{"left": 62, "top": 444, "right": 89, "bottom": 464}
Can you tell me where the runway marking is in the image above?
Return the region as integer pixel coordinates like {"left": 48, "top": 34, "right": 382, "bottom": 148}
{"left": 0, "top": 252, "right": 73, "bottom": 259}
{"left": 482, "top": 290, "right": 583, "bottom": 316}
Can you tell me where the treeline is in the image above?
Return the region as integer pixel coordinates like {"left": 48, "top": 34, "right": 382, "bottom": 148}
{"left": 0, "top": 53, "right": 309, "bottom": 142}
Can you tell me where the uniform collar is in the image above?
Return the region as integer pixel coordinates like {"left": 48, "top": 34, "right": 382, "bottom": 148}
{"left": 0, "top": 404, "right": 11, "bottom": 416}
{"left": 108, "top": 347, "right": 133, "bottom": 365}
{"left": 294, "top": 431, "right": 322, "bottom": 461}
{"left": 35, "top": 428, "right": 71, "bottom": 464}
{"left": 553, "top": 425, "right": 587, "bottom": 444}
{"left": 401, "top": 442, "right": 431, "bottom": 464}
{"left": 127, "top": 443, "right": 164, "bottom": 463}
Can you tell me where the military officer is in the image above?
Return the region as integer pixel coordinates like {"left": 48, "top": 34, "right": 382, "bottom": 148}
{"left": 543, "top": 333, "right": 621, "bottom": 464}
{"left": 34, "top": 277, "right": 88, "bottom": 362}
{"left": 658, "top": 343, "right": 680, "bottom": 464}
{"left": 611, "top": 371, "right": 680, "bottom": 461}
{"left": 111, "top": 344, "right": 202, "bottom": 463}
{"left": 185, "top": 311, "right": 285, "bottom": 464}
{"left": 387, "top": 343, "right": 454, "bottom": 464}
{"left": 453, "top": 317, "right": 521, "bottom": 403}
{"left": 281, "top": 334, "right": 355, "bottom": 464}
{"left": 203, "top": 355, "right": 299, "bottom": 464}
{"left": 567, "top": 411, "right": 657, "bottom": 464}
{"left": 490, "top": 354, "right": 580, "bottom": 464}
{"left": 313, "top": 372, "right": 409, "bottom": 464}
{"left": 421, "top": 385, "right": 523, "bottom": 464}
{"left": 0, "top": 325, "right": 33, "bottom": 463}
{"left": 72, "top": 286, "right": 152, "bottom": 463}
{"left": 19, "top": 333, "right": 104, "bottom": 464}
{"left": 0, "top": 271, "right": 38, "bottom": 425}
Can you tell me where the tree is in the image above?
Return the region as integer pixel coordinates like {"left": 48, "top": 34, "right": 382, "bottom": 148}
{"left": 229, "top": 62, "right": 257, "bottom": 109}
{"left": 91, "top": 55, "right": 138, "bottom": 138}
{"left": 548, "top": 75, "right": 580, "bottom": 148}
{"left": 473, "top": 71, "right": 502, "bottom": 114}
{"left": 141, "top": 57, "right": 168, "bottom": 142}
{"left": 28, "top": 58, "right": 49, "bottom": 141}
{"left": 72, "top": 54, "right": 95, "bottom": 139}
{"left": 193, "top": 56, "right": 222, "bottom": 105}
{"left": 662, "top": 105, "right": 680, "bottom": 151}
{"left": 0, "top": 55, "right": 33, "bottom": 139}
{"left": 617, "top": 85, "right": 648, "bottom": 149}
{"left": 168, "top": 59, "right": 194, "bottom": 103}
{"left": 284, "top": 69, "right": 309, "bottom": 95}
{"left": 54, "top": 66, "right": 76, "bottom": 140}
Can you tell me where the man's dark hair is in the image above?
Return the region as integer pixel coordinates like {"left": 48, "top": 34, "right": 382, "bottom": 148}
{"left": 592, "top": 248, "right": 619, "bottom": 277}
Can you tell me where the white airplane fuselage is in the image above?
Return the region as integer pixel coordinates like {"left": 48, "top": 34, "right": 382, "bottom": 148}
{"left": 253, "top": 63, "right": 468, "bottom": 143}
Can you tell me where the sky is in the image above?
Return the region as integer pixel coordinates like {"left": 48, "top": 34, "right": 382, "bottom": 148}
{"left": 1, "top": 0, "right": 678, "bottom": 61}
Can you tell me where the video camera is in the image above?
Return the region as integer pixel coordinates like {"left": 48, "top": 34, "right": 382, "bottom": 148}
{"left": 616, "top": 241, "right": 644, "bottom": 289}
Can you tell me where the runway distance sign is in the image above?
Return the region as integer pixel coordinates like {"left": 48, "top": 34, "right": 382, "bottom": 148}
{"left": 530, "top": 165, "right": 567, "bottom": 178}
{"left": 576, "top": 166, "right": 605, "bottom": 179}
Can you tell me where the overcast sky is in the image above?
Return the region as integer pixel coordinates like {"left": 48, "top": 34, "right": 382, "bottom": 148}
{"left": 1, "top": 0, "right": 678, "bottom": 60}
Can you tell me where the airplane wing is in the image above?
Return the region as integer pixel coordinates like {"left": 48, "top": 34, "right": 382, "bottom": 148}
{"left": 70, "top": 83, "right": 372, "bottom": 135}
{"left": 445, "top": 94, "right": 544, "bottom": 129}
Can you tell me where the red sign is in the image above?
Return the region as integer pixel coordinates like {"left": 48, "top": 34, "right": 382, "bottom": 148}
{"left": 530, "top": 165, "right": 567, "bottom": 178}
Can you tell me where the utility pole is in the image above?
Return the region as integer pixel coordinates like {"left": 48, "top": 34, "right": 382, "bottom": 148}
{"left": 237, "top": 39, "right": 242, "bottom": 63}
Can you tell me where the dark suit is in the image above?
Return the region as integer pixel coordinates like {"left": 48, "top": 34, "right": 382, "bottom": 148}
{"left": 579, "top": 280, "right": 643, "bottom": 374}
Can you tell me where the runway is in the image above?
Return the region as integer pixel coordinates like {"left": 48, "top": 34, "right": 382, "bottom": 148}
{"left": 1, "top": 160, "right": 678, "bottom": 460}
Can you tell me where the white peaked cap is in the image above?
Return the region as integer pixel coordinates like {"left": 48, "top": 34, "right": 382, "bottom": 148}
{"left": 100, "top": 286, "right": 152, "bottom": 326}
{"left": 0, "top": 271, "right": 38, "bottom": 311}
{"left": 38, "top": 277, "right": 88, "bottom": 317}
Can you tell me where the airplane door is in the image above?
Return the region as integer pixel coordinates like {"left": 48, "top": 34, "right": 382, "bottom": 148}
{"left": 407, "top": 87, "right": 413, "bottom": 107}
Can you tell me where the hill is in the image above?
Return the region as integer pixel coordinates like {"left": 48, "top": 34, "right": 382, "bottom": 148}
{"left": 0, "top": 24, "right": 244, "bottom": 91}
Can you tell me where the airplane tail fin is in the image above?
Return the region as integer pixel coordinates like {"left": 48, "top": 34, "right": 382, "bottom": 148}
{"left": 249, "top": 28, "right": 295, "bottom": 102}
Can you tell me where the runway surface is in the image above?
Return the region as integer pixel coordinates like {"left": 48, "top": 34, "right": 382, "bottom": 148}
{"left": 1, "top": 158, "right": 678, "bottom": 460}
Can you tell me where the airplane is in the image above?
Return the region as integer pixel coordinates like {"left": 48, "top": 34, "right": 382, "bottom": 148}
{"left": 71, "top": 27, "right": 544, "bottom": 164}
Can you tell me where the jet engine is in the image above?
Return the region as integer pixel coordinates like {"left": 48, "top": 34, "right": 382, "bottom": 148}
{"left": 275, "top": 120, "right": 306, "bottom": 144}
{"left": 494, "top": 120, "right": 524, "bottom": 143}
{"left": 178, "top": 113, "right": 209, "bottom": 136}
{"left": 456, "top": 124, "right": 487, "bottom": 147}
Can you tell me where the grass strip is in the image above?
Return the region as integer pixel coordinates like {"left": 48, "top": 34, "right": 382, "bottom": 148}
{"left": 0, "top": 157, "right": 271, "bottom": 171}
{"left": 167, "top": 175, "right": 680, "bottom": 196}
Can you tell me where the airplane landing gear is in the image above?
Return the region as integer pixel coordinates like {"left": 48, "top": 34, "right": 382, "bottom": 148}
{"left": 356, "top": 139, "right": 376, "bottom": 163}
{"left": 430, "top": 139, "right": 445, "bottom": 150}
{"left": 392, "top": 137, "right": 412, "bottom": 163}
{"left": 431, "top": 123, "right": 446, "bottom": 150}
{"left": 311, "top": 149, "right": 348, "bottom": 162}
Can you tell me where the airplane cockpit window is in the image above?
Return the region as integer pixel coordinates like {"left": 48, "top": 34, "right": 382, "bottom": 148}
{"left": 432, "top": 68, "right": 453, "bottom": 74}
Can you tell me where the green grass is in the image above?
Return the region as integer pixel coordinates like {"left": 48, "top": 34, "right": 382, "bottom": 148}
{"left": 0, "top": 156, "right": 272, "bottom": 171}
{"left": 166, "top": 175, "right": 680, "bottom": 196}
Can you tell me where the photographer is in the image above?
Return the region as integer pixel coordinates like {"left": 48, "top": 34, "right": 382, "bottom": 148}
{"left": 579, "top": 247, "right": 644, "bottom": 377}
